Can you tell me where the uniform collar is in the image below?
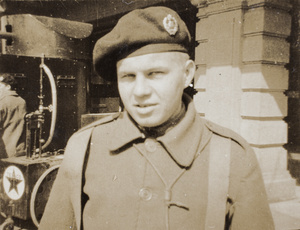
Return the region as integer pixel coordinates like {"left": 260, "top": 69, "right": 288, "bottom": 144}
{"left": 157, "top": 95, "right": 211, "bottom": 167}
{"left": 107, "top": 112, "right": 145, "bottom": 150}
{"left": 108, "top": 94, "right": 212, "bottom": 167}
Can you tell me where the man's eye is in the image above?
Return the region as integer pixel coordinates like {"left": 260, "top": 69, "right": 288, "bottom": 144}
{"left": 120, "top": 74, "right": 135, "bottom": 79}
{"left": 149, "top": 71, "right": 163, "bottom": 77}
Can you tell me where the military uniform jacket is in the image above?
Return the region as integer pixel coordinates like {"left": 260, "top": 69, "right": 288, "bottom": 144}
{"left": 40, "top": 96, "right": 274, "bottom": 230}
{"left": 0, "top": 90, "right": 26, "bottom": 158}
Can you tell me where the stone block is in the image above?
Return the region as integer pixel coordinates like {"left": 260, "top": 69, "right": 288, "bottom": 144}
{"left": 206, "top": 12, "right": 239, "bottom": 65}
{"left": 253, "top": 146, "right": 296, "bottom": 202}
{"left": 265, "top": 175, "right": 296, "bottom": 202}
{"left": 243, "top": 35, "right": 290, "bottom": 63}
{"left": 244, "top": 7, "right": 291, "bottom": 36}
{"left": 241, "top": 91, "right": 287, "bottom": 117}
{"left": 247, "top": 0, "right": 292, "bottom": 9}
{"left": 198, "top": 0, "right": 246, "bottom": 13}
{"left": 195, "top": 18, "right": 209, "bottom": 41}
{"left": 241, "top": 119, "right": 287, "bottom": 145}
{"left": 194, "top": 91, "right": 207, "bottom": 114}
{"left": 253, "top": 146, "right": 289, "bottom": 175}
{"left": 195, "top": 42, "right": 207, "bottom": 65}
{"left": 207, "top": 36, "right": 234, "bottom": 65}
{"left": 199, "top": 66, "right": 243, "bottom": 131}
{"left": 242, "top": 64, "right": 289, "bottom": 90}
{"left": 196, "top": 6, "right": 208, "bottom": 19}
{"left": 194, "top": 66, "right": 207, "bottom": 90}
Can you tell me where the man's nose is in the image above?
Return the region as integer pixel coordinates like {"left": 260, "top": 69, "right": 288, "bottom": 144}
{"left": 133, "top": 75, "right": 151, "bottom": 97}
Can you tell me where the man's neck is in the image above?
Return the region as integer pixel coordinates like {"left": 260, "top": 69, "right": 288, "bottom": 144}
{"left": 139, "top": 103, "right": 186, "bottom": 138}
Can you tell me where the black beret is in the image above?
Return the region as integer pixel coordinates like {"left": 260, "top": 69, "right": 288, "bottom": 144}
{"left": 93, "top": 6, "right": 191, "bottom": 81}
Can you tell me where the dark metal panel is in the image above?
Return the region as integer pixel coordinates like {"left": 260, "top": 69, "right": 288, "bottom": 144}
{"left": 1, "top": 14, "right": 92, "bottom": 59}
{"left": 0, "top": 156, "right": 62, "bottom": 221}
{"left": 0, "top": 55, "right": 90, "bottom": 151}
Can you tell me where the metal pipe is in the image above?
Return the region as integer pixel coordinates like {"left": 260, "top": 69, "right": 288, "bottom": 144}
{"left": 35, "top": 62, "right": 57, "bottom": 153}
{"left": 0, "top": 31, "right": 14, "bottom": 39}
{"left": 40, "top": 63, "right": 57, "bottom": 151}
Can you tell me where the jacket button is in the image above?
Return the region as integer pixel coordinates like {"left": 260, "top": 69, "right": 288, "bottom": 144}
{"left": 139, "top": 188, "right": 152, "bottom": 201}
{"left": 145, "top": 138, "right": 157, "bottom": 152}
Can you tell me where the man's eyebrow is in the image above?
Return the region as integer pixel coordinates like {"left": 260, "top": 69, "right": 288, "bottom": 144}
{"left": 146, "top": 65, "right": 169, "bottom": 71}
{"left": 117, "top": 70, "right": 135, "bottom": 76}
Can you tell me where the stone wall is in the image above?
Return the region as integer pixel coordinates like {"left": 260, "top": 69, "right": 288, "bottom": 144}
{"left": 191, "top": 0, "right": 295, "bottom": 201}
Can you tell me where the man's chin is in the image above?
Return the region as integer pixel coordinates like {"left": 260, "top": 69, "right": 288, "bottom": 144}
{"left": 133, "top": 117, "right": 161, "bottom": 128}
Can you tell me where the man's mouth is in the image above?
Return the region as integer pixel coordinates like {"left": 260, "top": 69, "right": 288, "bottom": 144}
{"left": 137, "top": 104, "right": 152, "bottom": 107}
{"left": 135, "top": 104, "right": 157, "bottom": 114}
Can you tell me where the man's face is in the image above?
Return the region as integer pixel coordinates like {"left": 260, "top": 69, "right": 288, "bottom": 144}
{"left": 117, "top": 52, "right": 194, "bottom": 127}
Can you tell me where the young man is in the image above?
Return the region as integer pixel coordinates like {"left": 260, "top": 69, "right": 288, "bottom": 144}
{"left": 40, "top": 6, "right": 274, "bottom": 230}
{"left": 0, "top": 74, "right": 26, "bottom": 158}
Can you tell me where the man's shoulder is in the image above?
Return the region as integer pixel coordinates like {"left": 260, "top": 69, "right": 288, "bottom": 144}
{"left": 0, "top": 92, "right": 25, "bottom": 104}
{"left": 71, "top": 113, "right": 120, "bottom": 139}
{"left": 63, "top": 113, "right": 120, "bottom": 159}
{"left": 202, "top": 119, "right": 250, "bottom": 150}
{"left": 78, "top": 112, "right": 120, "bottom": 132}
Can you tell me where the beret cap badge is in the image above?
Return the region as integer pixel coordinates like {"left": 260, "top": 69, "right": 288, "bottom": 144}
{"left": 163, "top": 14, "right": 178, "bottom": 36}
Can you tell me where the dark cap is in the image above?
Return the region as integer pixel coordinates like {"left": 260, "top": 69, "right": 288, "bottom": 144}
{"left": 0, "top": 73, "right": 16, "bottom": 86}
{"left": 93, "top": 6, "right": 191, "bottom": 81}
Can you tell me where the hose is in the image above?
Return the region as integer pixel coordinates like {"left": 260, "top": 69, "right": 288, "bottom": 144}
{"left": 36, "top": 63, "right": 57, "bottom": 152}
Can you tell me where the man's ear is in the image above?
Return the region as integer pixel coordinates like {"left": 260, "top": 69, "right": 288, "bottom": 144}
{"left": 184, "top": 59, "right": 196, "bottom": 88}
{"left": 5, "top": 84, "right": 11, "bottom": 90}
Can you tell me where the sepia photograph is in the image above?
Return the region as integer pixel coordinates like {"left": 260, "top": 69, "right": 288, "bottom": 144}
{"left": 0, "top": 0, "right": 299, "bottom": 229}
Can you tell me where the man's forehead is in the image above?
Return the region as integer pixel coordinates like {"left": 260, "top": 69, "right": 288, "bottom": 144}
{"left": 118, "top": 51, "right": 187, "bottom": 64}
{"left": 117, "top": 52, "right": 182, "bottom": 71}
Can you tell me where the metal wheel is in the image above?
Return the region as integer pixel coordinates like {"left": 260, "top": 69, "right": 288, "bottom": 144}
{"left": 0, "top": 217, "right": 14, "bottom": 230}
{"left": 30, "top": 165, "right": 60, "bottom": 228}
